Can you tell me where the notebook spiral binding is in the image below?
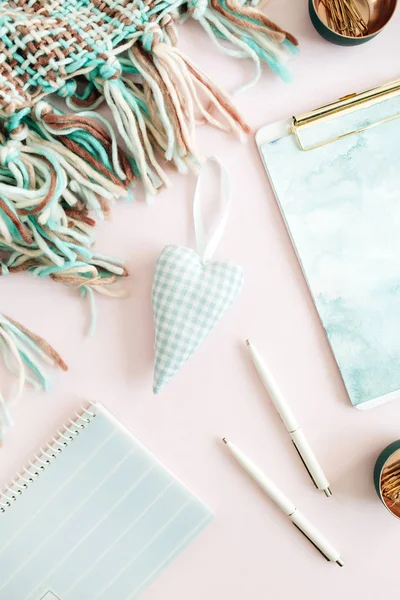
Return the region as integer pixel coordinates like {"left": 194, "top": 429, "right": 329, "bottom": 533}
{"left": 0, "top": 404, "right": 96, "bottom": 514}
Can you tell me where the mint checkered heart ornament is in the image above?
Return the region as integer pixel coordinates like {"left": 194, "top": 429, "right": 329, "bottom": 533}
{"left": 152, "top": 158, "right": 244, "bottom": 393}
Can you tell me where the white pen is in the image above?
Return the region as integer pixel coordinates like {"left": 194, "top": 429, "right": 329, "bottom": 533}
{"left": 246, "top": 339, "right": 331, "bottom": 497}
{"left": 222, "top": 438, "right": 343, "bottom": 566}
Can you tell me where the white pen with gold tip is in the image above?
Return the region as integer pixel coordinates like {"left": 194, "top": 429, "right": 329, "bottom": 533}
{"left": 246, "top": 339, "right": 331, "bottom": 497}
{"left": 222, "top": 438, "right": 343, "bottom": 566}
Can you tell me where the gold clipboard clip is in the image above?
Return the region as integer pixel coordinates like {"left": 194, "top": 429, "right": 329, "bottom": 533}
{"left": 291, "top": 79, "right": 400, "bottom": 151}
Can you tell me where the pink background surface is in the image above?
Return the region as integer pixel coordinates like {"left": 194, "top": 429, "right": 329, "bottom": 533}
{"left": 2, "top": 2, "right": 400, "bottom": 598}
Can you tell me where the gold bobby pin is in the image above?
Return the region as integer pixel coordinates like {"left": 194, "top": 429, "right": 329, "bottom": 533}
{"left": 322, "top": 0, "right": 368, "bottom": 37}
{"left": 381, "top": 459, "right": 400, "bottom": 502}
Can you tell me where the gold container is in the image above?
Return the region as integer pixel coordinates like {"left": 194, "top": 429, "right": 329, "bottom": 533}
{"left": 310, "top": 0, "right": 398, "bottom": 45}
{"left": 374, "top": 442, "right": 400, "bottom": 519}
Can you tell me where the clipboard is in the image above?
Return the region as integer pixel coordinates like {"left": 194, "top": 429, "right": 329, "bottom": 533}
{"left": 256, "top": 79, "right": 400, "bottom": 409}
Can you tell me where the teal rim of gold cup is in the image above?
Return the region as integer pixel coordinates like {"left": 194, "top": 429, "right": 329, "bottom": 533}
{"left": 309, "top": 0, "right": 398, "bottom": 46}
{"left": 374, "top": 441, "right": 400, "bottom": 519}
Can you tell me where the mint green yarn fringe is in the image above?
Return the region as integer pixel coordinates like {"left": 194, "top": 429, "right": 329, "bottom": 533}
{"left": 0, "top": 314, "right": 68, "bottom": 443}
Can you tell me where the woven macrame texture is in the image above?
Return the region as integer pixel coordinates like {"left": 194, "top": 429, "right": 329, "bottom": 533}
{"left": 0, "top": 0, "right": 177, "bottom": 114}
{"left": 0, "top": 0, "right": 297, "bottom": 116}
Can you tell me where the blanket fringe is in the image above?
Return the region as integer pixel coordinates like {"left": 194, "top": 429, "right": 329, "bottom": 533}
{"left": 190, "top": 0, "right": 298, "bottom": 90}
{"left": 129, "top": 43, "right": 250, "bottom": 153}
{"left": 0, "top": 113, "right": 130, "bottom": 290}
{"left": 0, "top": 314, "right": 67, "bottom": 443}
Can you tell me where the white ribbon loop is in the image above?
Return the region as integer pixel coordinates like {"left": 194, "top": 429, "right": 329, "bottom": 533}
{"left": 193, "top": 156, "right": 231, "bottom": 263}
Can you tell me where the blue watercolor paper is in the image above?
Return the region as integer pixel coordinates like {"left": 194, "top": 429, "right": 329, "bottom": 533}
{"left": 260, "top": 95, "right": 400, "bottom": 408}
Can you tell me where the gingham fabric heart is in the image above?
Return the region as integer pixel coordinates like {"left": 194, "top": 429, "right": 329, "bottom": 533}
{"left": 152, "top": 158, "right": 244, "bottom": 393}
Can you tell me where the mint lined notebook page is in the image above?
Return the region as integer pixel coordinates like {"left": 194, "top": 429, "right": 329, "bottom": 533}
{"left": 0, "top": 404, "right": 212, "bottom": 600}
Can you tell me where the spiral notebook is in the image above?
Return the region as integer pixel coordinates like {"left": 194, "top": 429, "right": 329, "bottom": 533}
{"left": 0, "top": 404, "right": 212, "bottom": 600}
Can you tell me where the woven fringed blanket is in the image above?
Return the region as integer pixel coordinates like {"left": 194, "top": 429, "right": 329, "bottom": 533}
{"left": 0, "top": 0, "right": 297, "bottom": 439}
